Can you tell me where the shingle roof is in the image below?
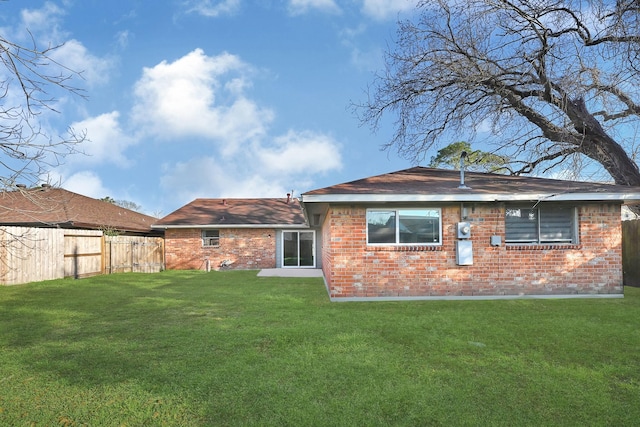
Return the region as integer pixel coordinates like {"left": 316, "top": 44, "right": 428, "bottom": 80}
{"left": 0, "top": 187, "right": 159, "bottom": 234}
{"left": 302, "top": 167, "right": 640, "bottom": 203}
{"left": 152, "top": 198, "right": 307, "bottom": 228}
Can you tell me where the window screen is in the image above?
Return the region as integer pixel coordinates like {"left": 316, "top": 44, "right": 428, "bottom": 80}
{"left": 505, "top": 206, "right": 576, "bottom": 244}
{"left": 202, "top": 230, "right": 220, "bottom": 247}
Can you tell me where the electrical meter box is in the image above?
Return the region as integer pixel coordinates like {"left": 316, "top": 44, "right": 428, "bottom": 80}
{"left": 456, "top": 240, "right": 473, "bottom": 265}
{"left": 457, "top": 222, "right": 471, "bottom": 239}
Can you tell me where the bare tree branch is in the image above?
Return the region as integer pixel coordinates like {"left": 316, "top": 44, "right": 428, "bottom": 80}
{"left": 355, "top": 0, "right": 640, "bottom": 191}
{"left": 0, "top": 27, "right": 86, "bottom": 191}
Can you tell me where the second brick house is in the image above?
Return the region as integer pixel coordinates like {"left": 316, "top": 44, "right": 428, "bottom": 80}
{"left": 153, "top": 196, "right": 309, "bottom": 271}
{"left": 154, "top": 167, "right": 640, "bottom": 300}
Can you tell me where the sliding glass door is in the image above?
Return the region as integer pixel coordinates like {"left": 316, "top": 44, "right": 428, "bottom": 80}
{"left": 282, "top": 231, "right": 315, "bottom": 267}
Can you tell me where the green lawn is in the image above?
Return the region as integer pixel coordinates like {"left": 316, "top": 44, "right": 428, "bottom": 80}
{"left": 1, "top": 271, "right": 638, "bottom": 426}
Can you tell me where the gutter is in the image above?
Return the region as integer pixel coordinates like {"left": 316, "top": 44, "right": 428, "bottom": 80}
{"left": 151, "top": 223, "right": 309, "bottom": 230}
{"left": 301, "top": 192, "right": 640, "bottom": 204}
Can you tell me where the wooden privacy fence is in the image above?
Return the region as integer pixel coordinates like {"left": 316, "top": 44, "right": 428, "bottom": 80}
{"left": 0, "top": 227, "right": 65, "bottom": 285}
{"left": 65, "top": 230, "right": 104, "bottom": 279}
{"left": 622, "top": 219, "right": 640, "bottom": 287}
{"left": 0, "top": 226, "right": 164, "bottom": 285}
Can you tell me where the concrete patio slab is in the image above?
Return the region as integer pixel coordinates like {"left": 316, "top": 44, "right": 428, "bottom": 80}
{"left": 257, "top": 268, "right": 324, "bottom": 278}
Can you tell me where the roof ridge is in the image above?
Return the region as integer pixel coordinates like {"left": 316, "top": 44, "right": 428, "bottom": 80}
{"left": 0, "top": 187, "right": 158, "bottom": 233}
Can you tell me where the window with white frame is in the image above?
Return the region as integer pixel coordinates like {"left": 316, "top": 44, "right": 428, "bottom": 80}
{"left": 367, "top": 208, "right": 441, "bottom": 245}
{"left": 202, "top": 230, "right": 220, "bottom": 247}
{"left": 505, "top": 205, "right": 577, "bottom": 244}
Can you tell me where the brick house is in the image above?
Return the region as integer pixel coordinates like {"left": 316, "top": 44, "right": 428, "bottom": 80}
{"left": 153, "top": 197, "right": 309, "bottom": 271}
{"left": 154, "top": 167, "right": 640, "bottom": 300}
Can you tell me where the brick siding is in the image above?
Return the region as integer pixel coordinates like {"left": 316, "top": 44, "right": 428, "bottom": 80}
{"left": 165, "top": 228, "right": 277, "bottom": 270}
{"left": 323, "top": 203, "right": 623, "bottom": 298}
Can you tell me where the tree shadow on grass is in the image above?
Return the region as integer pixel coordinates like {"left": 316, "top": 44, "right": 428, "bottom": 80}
{"left": 0, "top": 273, "right": 230, "bottom": 388}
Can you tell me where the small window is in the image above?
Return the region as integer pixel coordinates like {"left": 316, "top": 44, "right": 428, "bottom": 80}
{"left": 202, "top": 230, "right": 220, "bottom": 247}
{"left": 505, "top": 205, "right": 577, "bottom": 244}
{"left": 367, "top": 208, "right": 441, "bottom": 245}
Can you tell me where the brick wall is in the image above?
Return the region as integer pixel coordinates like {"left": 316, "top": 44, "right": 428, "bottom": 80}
{"left": 165, "top": 228, "right": 277, "bottom": 270}
{"left": 324, "top": 203, "right": 623, "bottom": 298}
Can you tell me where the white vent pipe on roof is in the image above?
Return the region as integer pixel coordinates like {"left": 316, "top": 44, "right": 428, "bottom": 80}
{"left": 458, "top": 151, "right": 470, "bottom": 189}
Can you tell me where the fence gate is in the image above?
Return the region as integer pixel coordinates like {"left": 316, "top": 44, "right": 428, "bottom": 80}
{"left": 104, "top": 236, "right": 164, "bottom": 274}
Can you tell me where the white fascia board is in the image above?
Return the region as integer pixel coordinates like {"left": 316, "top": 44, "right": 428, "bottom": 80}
{"left": 151, "top": 224, "right": 309, "bottom": 230}
{"left": 545, "top": 193, "right": 640, "bottom": 202}
{"left": 301, "top": 192, "right": 640, "bottom": 203}
{"left": 302, "top": 194, "right": 502, "bottom": 203}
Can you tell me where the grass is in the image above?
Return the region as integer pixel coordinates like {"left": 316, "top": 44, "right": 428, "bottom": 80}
{"left": 1, "top": 270, "right": 639, "bottom": 426}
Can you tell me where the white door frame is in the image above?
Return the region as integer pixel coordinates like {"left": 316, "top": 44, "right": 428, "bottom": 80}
{"left": 281, "top": 230, "right": 316, "bottom": 268}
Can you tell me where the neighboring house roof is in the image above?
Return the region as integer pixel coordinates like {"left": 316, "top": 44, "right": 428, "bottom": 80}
{"left": 302, "top": 167, "right": 640, "bottom": 203}
{"left": 0, "top": 186, "right": 159, "bottom": 234}
{"left": 152, "top": 198, "right": 307, "bottom": 229}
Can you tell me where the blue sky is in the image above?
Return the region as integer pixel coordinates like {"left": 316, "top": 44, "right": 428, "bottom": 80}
{"left": 0, "top": 0, "right": 425, "bottom": 216}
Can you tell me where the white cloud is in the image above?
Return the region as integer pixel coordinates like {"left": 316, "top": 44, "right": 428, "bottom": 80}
{"left": 50, "top": 40, "right": 114, "bottom": 87}
{"left": 339, "top": 24, "right": 384, "bottom": 71}
{"left": 160, "top": 129, "right": 342, "bottom": 203}
{"left": 288, "top": 0, "right": 341, "bottom": 15}
{"left": 131, "top": 48, "right": 343, "bottom": 204}
{"left": 115, "top": 30, "right": 132, "bottom": 49}
{"left": 131, "top": 49, "right": 274, "bottom": 154}
{"left": 361, "top": 0, "right": 416, "bottom": 21}
{"left": 349, "top": 45, "right": 384, "bottom": 71}
{"left": 340, "top": 23, "right": 384, "bottom": 72}
{"left": 160, "top": 156, "right": 291, "bottom": 203}
{"left": 69, "top": 112, "right": 137, "bottom": 167}
{"left": 8, "top": 3, "right": 115, "bottom": 88}
{"left": 257, "top": 130, "right": 342, "bottom": 174}
{"left": 19, "top": 2, "right": 66, "bottom": 37}
{"left": 62, "top": 170, "right": 111, "bottom": 199}
{"left": 185, "top": 0, "right": 241, "bottom": 17}
{"left": 475, "top": 118, "right": 493, "bottom": 134}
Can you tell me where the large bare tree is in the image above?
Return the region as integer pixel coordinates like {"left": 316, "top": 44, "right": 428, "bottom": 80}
{"left": 357, "top": 0, "right": 640, "bottom": 185}
{"left": 1, "top": 31, "right": 86, "bottom": 191}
